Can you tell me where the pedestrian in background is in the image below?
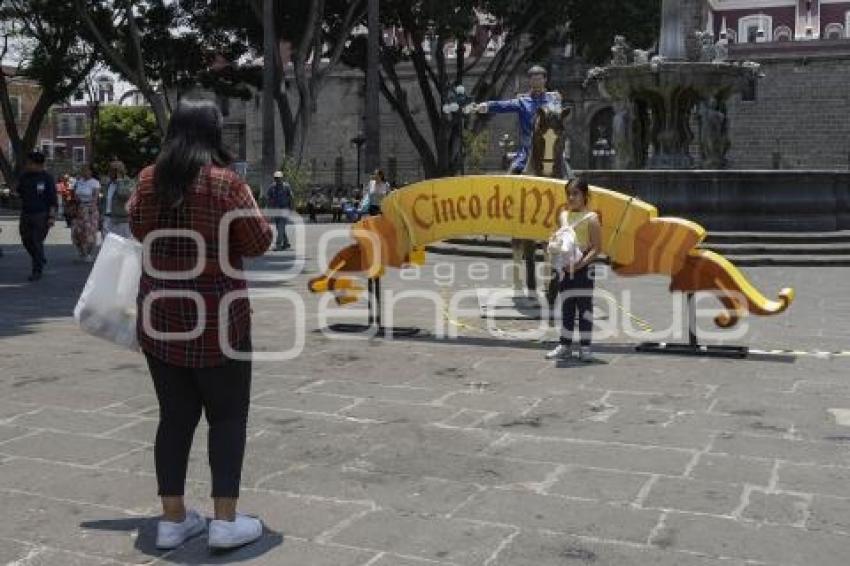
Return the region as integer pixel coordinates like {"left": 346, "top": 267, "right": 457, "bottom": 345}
{"left": 366, "top": 169, "right": 389, "bottom": 216}
{"left": 56, "top": 173, "right": 73, "bottom": 227}
{"left": 128, "top": 99, "right": 273, "bottom": 551}
{"left": 16, "top": 151, "right": 57, "bottom": 281}
{"left": 264, "top": 170, "right": 294, "bottom": 250}
{"left": 71, "top": 164, "right": 101, "bottom": 262}
{"left": 101, "top": 159, "right": 135, "bottom": 239}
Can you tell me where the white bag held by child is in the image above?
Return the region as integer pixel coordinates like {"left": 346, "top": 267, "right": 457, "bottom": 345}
{"left": 547, "top": 211, "right": 595, "bottom": 275}
{"left": 73, "top": 233, "right": 142, "bottom": 351}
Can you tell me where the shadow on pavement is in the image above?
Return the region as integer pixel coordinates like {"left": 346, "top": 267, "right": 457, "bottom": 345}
{"left": 80, "top": 517, "right": 284, "bottom": 563}
{"left": 312, "top": 328, "right": 798, "bottom": 364}
{"left": 0, "top": 240, "right": 90, "bottom": 340}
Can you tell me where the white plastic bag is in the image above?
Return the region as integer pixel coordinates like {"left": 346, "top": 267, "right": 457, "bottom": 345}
{"left": 73, "top": 233, "right": 142, "bottom": 351}
{"left": 548, "top": 212, "right": 594, "bottom": 275}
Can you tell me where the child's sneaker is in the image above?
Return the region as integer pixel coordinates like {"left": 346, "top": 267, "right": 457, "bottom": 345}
{"left": 156, "top": 509, "right": 206, "bottom": 549}
{"left": 579, "top": 347, "right": 594, "bottom": 362}
{"left": 545, "top": 344, "right": 573, "bottom": 360}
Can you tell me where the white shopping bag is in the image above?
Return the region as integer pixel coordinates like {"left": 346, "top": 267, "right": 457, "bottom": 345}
{"left": 73, "top": 233, "right": 142, "bottom": 351}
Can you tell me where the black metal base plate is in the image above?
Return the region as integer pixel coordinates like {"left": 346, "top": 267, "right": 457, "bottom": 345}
{"left": 636, "top": 342, "right": 749, "bottom": 359}
{"left": 327, "top": 324, "right": 421, "bottom": 338}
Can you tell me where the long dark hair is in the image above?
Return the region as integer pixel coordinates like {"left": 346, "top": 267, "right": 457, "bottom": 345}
{"left": 566, "top": 176, "right": 590, "bottom": 205}
{"left": 153, "top": 99, "right": 232, "bottom": 208}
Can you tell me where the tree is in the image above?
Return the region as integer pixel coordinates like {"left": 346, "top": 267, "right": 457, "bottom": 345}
{"left": 93, "top": 106, "right": 161, "bottom": 176}
{"left": 182, "top": 0, "right": 367, "bottom": 163}
{"left": 567, "top": 0, "right": 660, "bottom": 63}
{"left": 77, "top": 0, "right": 231, "bottom": 136}
{"left": 341, "top": 0, "right": 569, "bottom": 178}
{"left": 0, "top": 1, "right": 98, "bottom": 186}
{"left": 344, "top": 0, "right": 660, "bottom": 179}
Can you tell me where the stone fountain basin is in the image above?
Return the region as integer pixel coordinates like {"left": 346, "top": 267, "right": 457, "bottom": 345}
{"left": 598, "top": 62, "right": 754, "bottom": 99}
{"left": 580, "top": 169, "right": 850, "bottom": 232}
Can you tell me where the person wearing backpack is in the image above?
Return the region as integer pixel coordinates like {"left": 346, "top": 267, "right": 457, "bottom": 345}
{"left": 546, "top": 177, "right": 601, "bottom": 362}
{"left": 102, "top": 159, "right": 135, "bottom": 239}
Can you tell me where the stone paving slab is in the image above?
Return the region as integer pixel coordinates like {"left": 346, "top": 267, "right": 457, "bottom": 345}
{"left": 2, "top": 221, "right": 850, "bottom": 564}
{"left": 328, "top": 510, "right": 515, "bottom": 565}
{"left": 490, "top": 530, "right": 747, "bottom": 566}
{"left": 453, "top": 489, "right": 661, "bottom": 543}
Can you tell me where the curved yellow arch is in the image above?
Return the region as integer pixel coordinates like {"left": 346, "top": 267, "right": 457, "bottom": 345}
{"left": 308, "top": 175, "right": 794, "bottom": 327}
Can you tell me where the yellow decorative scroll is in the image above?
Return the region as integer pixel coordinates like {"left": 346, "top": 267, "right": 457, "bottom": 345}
{"left": 308, "top": 175, "right": 794, "bottom": 326}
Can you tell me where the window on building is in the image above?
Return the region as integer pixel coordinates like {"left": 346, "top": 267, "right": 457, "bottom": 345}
{"left": 72, "top": 146, "right": 86, "bottom": 165}
{"left": 53, "top": 144, "right": 67, "bottom": 160}
{"left": 73, "top": 90, "right": 85, "bottom": 101}
{"left": 222, "top": 122, "right": 246, "bottom": 160}
{"left": 725, "top": 29, "right": 738, "bottom": 44}
{"left": 334, "top": 156, "right": 344, "bottom": 187}
{"left": 217, "top": 94, "right": 230, "bottom": 117}
{"left": 774, "top": 26, "right": 793, "bottom": 41}
{"left": 56, "top": 113, "right": 86, "bottom": 137}
{"left": 825, "top": 23, "right": 844, "bottom": 40}
{"left": 7, "top": 95, "right": 21, "bottom": 122}
{"left": 387, "top": 156, "right": 397, "bottom": 184}
{"left": 739, "top": 15, "right": 773, "bottom": 43}
{"left": 742, "top": 77, "right": 757, "bottom": 102}
{"left": 40, "top": 140, "right": 53, "bottom": 160}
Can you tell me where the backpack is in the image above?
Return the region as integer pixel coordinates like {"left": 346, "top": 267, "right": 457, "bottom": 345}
{"left": 547, "top": 211, "right": 595, "bottom": 273}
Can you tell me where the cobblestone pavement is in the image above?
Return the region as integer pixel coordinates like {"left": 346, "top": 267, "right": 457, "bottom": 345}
{"left": 1, "top": 218, "right": 850, "bottom": 565}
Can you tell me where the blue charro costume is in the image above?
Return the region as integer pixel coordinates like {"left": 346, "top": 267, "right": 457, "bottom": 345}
{"left": 486, "top": 90, "right": 563, "bottom": 173}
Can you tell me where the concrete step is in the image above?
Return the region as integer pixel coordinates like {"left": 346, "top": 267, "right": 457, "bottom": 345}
{"left": 706, "top": 231, "right": 850, "bottom": 244}
{"left": 443, "top": 231, "right": 850, "bottom": 249}
{"left": 706, "top": 242, "right": 850, "bottom": 256}
{"left": 426, "top": 242, "right": 850, "bottom": 267}
{"left": 715, "top": 255, "right": 850, "bottom": 267}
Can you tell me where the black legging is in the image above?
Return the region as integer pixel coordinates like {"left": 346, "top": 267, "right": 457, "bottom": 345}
{"left": 558, "top": 265, "right": 594, "bottom": 347}
{"left": 144, "top": 352, "right": 252, "bottom": 498}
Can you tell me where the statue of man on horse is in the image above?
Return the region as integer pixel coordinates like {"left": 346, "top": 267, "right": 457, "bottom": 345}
{"left": 475, "top": 64, "right": 572, "bottom": 302}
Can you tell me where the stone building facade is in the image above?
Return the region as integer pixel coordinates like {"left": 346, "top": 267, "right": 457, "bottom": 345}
{"left": 227, "top": 0, "right": 850, "bottom": 190}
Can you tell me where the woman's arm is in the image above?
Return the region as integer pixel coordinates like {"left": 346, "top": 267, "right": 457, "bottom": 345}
{"left": 575, "top": 214, "right": 602, "bottom": 270}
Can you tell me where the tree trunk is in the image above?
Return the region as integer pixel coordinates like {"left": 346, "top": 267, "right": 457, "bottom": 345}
{"left": 262, "top": 0, "right": 277, "bottom": 184}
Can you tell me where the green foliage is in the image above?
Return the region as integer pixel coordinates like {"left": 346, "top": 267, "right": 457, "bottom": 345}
{"left": 566, "top": 0, "right": 661, "bottom": 63}
{"left": 279, "top": 155, "right": 311, "bottom": 207}
{"left": 94, "top": 106, "right": 161, "bottom": 176}
{"left": 463, "top": 129, "right": 491, "bottom": 174}
{"left": 0, "top": 0, "right": 98, "bottom": 184}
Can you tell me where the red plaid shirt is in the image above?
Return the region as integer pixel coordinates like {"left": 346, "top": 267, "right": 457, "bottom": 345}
{"left": 129, "top": 164, "right": 273, "bottom": 368}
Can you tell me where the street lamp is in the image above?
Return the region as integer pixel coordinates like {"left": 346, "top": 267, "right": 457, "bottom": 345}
{"left": 350, "top": 133, "right": 366, "bottom": 190}
{"left": 442, "top": 83, "right": 474, "bottom": 175}
{"left": 498, "top": 133, "right": 515, "bottom": 171}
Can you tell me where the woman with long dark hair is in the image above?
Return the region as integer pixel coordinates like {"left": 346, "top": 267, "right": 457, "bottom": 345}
{"left": 128, "top": 99, "right": 272, "bottom": 550}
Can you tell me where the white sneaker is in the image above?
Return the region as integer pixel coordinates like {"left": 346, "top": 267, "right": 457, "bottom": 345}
{"left": 545, "top": 344, "right": 572, "bottom": 360}
{"left": 156, "top": 509, "right": 206, "bottom": 549}
{"left": 208, "top": 513, "right": 263, "bottom": 550}
{"left": 579, "top": 347, "right": 594, "bottom": 362}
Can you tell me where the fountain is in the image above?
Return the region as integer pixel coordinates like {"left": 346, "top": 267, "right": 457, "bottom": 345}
{"left": 579, "top": 0, "right": 849, "bottom": 232}
{"left": 587, "top": 0, "right": 760, "bottom": 170}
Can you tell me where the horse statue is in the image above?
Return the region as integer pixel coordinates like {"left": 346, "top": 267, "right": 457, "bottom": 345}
{"left": 513, "top": 103, "right": 572, "bottom": 305}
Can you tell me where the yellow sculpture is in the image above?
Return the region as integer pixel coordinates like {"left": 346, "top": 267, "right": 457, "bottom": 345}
{"left": 308, "top": 175, "right": 794, "bottom": 328}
